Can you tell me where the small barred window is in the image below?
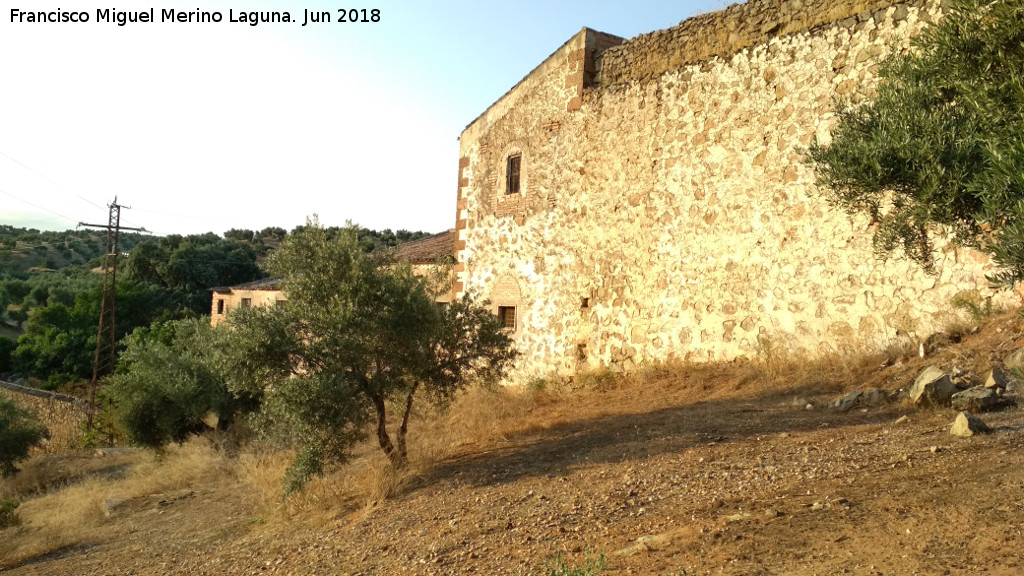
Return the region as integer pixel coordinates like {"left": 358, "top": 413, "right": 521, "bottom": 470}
{"left": 498, "top": 306, "right": 517, "bottom": 330}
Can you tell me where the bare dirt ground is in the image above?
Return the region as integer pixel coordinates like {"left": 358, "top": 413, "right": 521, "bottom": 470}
{"left": 4, "top": 315, "right": 1024, "bottom": 575}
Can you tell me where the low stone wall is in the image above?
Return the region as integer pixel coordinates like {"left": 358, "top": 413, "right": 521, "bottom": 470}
{"left": 1, "top": 381, "right": 88, "bottom": 453}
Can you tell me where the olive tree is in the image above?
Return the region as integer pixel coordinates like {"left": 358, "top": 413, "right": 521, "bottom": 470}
{"left": 807, "top": 0, "right": 1024, "bottom": 284}
{"left": 229, "top": 220, "right": 515, "bottom": 491}
{"left": 104, "top": 318, "right": 242, "bottom": 449}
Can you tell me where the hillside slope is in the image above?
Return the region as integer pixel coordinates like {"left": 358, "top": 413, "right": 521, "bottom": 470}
{"left": 3, "top": 313, "right": 1024, "bottom": 575}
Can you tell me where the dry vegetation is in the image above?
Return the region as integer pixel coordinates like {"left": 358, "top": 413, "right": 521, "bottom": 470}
{"left": 3, "top": 310, "right": 1024, "bottom": 574}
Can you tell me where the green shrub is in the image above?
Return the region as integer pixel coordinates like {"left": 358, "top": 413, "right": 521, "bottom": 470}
{"left": 951, "top": 291, "right": 996, "bottom": 320}
{"left": 0, "top": 497, "right": 21, "bottom": 528}
{"left": 43, "top": 372, "right": 76, "bottom": 392}
{"left": 104, "top": 318, "right": 238, "bottom": 449}
{"left": 543, "top": 552, "right": 607, "bottom": 576}
{"left": 0, "top": 336, "right": 15, "bottom": 373}
{"left": 0, "top": 392, "right": 50, "bottom": 477}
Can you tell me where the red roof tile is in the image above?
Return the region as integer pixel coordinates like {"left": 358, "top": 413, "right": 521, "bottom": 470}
{"left": 395, "top": 229, "right": 455, "bottom": 264}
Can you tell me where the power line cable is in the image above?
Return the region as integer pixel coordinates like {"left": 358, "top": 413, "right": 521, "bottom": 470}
{"left": 0, "top": 188, "right": 78, "bottom": 225}
{"left": 0, "top": 150, "right": 104, "bottom": 210}
{"left": 128, "top": 206, "right": 234, "bottom": 226}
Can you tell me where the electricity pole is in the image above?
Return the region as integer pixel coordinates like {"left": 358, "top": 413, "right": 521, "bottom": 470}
{"left": 79, "top": 197, "right": 146, "bottom": 431}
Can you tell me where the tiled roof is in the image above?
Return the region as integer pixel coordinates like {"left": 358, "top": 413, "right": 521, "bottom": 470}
{"left": 210, "top": 278, "right": 283, "bottom": 292}
{"left": 210, "top": 233, "right": 453, "bottom": 293}
{"left": 394, "top": 229, "right": 456, "bottom": 264}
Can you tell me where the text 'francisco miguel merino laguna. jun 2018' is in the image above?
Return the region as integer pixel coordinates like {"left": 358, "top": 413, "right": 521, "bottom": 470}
{"left": 9, "top": 8, "right": 381, "bottom": 27}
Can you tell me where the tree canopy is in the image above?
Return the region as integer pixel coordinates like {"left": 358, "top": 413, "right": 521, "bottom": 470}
{"left": 104, "top": 318, "right": 244, "bottom": 449}
{"left": 0, "top": 225, "right": 145, "bottom": 278}
{"left": 1, "top": 222, "right": 441, "bottom": 389}
{"left": 11, "top": 281, "right": 176, "bottom": 385}
{"left": 123, "top": 233, "right": 264, "bottom": 314}
{"left": 807, "top": 0, "right": 1024, "bottom": 284}
{"left": 227, "top": 219, "right": 515, "bottom": 491}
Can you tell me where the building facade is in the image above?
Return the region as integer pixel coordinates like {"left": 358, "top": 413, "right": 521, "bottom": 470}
{"left": 394, "top": 229, "right": 457, "bottom": 305}
{"left": 209, "top": 233, "right": 456, "bottom": 327}
{"left": 452, "top": 0, "right": 1012, "bottom": 381}
{"left": 210, "top": 278, "right": 285, "bottom": 327}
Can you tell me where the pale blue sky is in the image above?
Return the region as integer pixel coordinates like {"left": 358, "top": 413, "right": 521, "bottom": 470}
{"left": 1, "top": 0, "right": 734, "bottom": 236}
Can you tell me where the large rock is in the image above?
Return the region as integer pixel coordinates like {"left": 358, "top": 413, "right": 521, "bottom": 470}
{"left": 910, "top": 366, "right": 955, "bottom": 407}
{"left": 1003, "top": 348, "right": 1024, "bottom": 373}
{"left": 833, "top": 390, "right": 861, "bottom": 412}
{"left": 862, "top": 388, "right": 887, "bottom": 406}
{"left": 951, "top": 387, "right": 1001, "bottom": 412}
{"left": 950, "top": 411, "right": 991, "bottom": 437}
{"left": 985, "top": 367, "right": 1010, "bottom": 389}
{"left": 833, "top": 388, "right": 887, "bottom": 411}
{"left": 950, "top": 366, "right": 973, "bottom": 390}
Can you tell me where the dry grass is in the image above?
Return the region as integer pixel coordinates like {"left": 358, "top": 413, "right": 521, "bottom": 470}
{"left": 2, "top": 452, "right": 127, "bottom": 498}
{"left": 234, "top": 385, "right": 544, "bottom": 523}
{"left": 444, "top": 385, "right": 541, "bottom": 446}
{"left": 235, "top": 447, "right": 368, "bottom": 526}
{"left": 234, "top": 448, "right": 294, "bottom": 516}
{"left": 222, "top": 382, "right": 574, "bottom": 530}
{"left": 5, "top": 309, "right": 1021, "bottom": 568}
{"left": 0, "top": 438, "right": 237, "bottom": 567}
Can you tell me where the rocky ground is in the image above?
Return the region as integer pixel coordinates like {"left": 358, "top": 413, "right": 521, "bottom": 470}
{"left": 5, "top": 316, "right": 1024, "bottom": 575}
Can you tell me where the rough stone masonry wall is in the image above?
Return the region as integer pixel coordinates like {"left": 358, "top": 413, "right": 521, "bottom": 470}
{"left": 456, "top": 0, "right": 1013, "bottom": 382}
{"left": 598, "top": 0, "right": 925, "bottom": 86}
{"left": 1, "top": 381, "right": 87, "bottom": 453}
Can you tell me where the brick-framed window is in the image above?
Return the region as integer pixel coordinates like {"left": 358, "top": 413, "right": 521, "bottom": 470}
{"left": 240, "top": 298, "right": 252, "bottom": 309}
{"left": 216, "top": 299, "right": 225, "bottom": 315}
{"left": 505, "top": 153, "right": 521, "bottom": 195}
{"left": 498, "top": 306, "right": 517, "bottom": 330}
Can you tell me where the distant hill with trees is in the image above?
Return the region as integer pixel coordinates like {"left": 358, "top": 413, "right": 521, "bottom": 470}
{"left": 0, "top": 223, "right": 439, "bottom": 389}
{"left": 0, "top": 224, "right": 146, "bottom": 276}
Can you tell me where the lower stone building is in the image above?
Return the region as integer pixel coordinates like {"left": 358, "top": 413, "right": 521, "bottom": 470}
{"left": 210, "top": 278, "right": 285, "bottom": 327}
{"left": 209, "top": 232, "right": 457, "bottom": 326}
{"left": 394, "top": 229, "right": 456, "bottom": 304}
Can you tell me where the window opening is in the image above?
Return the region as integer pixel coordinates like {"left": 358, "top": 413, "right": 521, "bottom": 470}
{"left": 498, "top": 306, "right": 517, "bottom": 330}
{"left": 217, "top": 299, "right": 225, "bottom": 314}
{"left": 240, "top": 298, "right": 252, "bottom": 309}
{"left": 506, "top": 154, "right": 521, "bottom": 195}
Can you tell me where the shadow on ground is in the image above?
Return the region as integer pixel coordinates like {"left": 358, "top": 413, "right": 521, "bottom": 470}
{"left": 424, "top": 382, "right": 908, "bottom": 489}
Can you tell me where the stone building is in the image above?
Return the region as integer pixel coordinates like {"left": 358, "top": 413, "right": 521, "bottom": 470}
{"left": 452, "top": 0, "right": 1011, "bottom": 381}
{"left": 210, "top": 278, "right": 285, "bottom": 327}
{"left": 394, "top": 229, "right": 457, "bottom": 304}
{"left": 209, "top": 233, "right": 457, "bottom": 327}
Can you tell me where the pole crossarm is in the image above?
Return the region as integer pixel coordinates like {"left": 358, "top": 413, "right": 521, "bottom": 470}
{"left": 79, "top": 222, "right": 148, "bottom": 233}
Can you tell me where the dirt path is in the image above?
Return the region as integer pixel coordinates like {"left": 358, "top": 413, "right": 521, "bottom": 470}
{"left": 7, "top": 375, "right": 1024, "bottom": 576}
